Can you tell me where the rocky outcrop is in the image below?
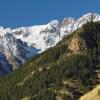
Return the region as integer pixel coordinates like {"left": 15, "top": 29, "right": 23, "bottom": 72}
{"left": 68, "top": 35, "right": 87, "bottom": 53}
{"left": 79, "top": 85, "right": 100, "bottom": 100}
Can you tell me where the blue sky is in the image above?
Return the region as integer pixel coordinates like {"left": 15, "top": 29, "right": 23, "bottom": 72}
{"left": 0, "top": 0, "right": 100, "bottom": 28}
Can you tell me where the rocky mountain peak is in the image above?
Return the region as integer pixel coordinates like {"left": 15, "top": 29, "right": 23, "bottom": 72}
{"left": 61, "top": 17, "right": 76, "bottom": 27}
{"left": 0, "top": 13, "right": 100, "bottom": 74}
{"left": 48, "top": 20, "right": 60, "bottom": 28}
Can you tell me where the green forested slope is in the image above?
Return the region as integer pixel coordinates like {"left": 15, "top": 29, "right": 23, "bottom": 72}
{"left": 0, "top": 22, "right": 100, "bottom": 100}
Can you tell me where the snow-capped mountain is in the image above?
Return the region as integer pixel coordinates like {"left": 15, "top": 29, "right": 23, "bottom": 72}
{"left": 0, "top": 13, "right": 100, "bottom": 74}
{"left": 0, "top": 34, "right": 40, "bottom": 74}
{"left": 12, "top": 20, "right": 61, "bottom": 52}
{"left": 73, "top": 13, "right": 100, "bottom": 31}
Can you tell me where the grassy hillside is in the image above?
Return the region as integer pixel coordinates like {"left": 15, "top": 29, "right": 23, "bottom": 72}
{"left": 0, "top": 21, "right": 100, "bottom": 100}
